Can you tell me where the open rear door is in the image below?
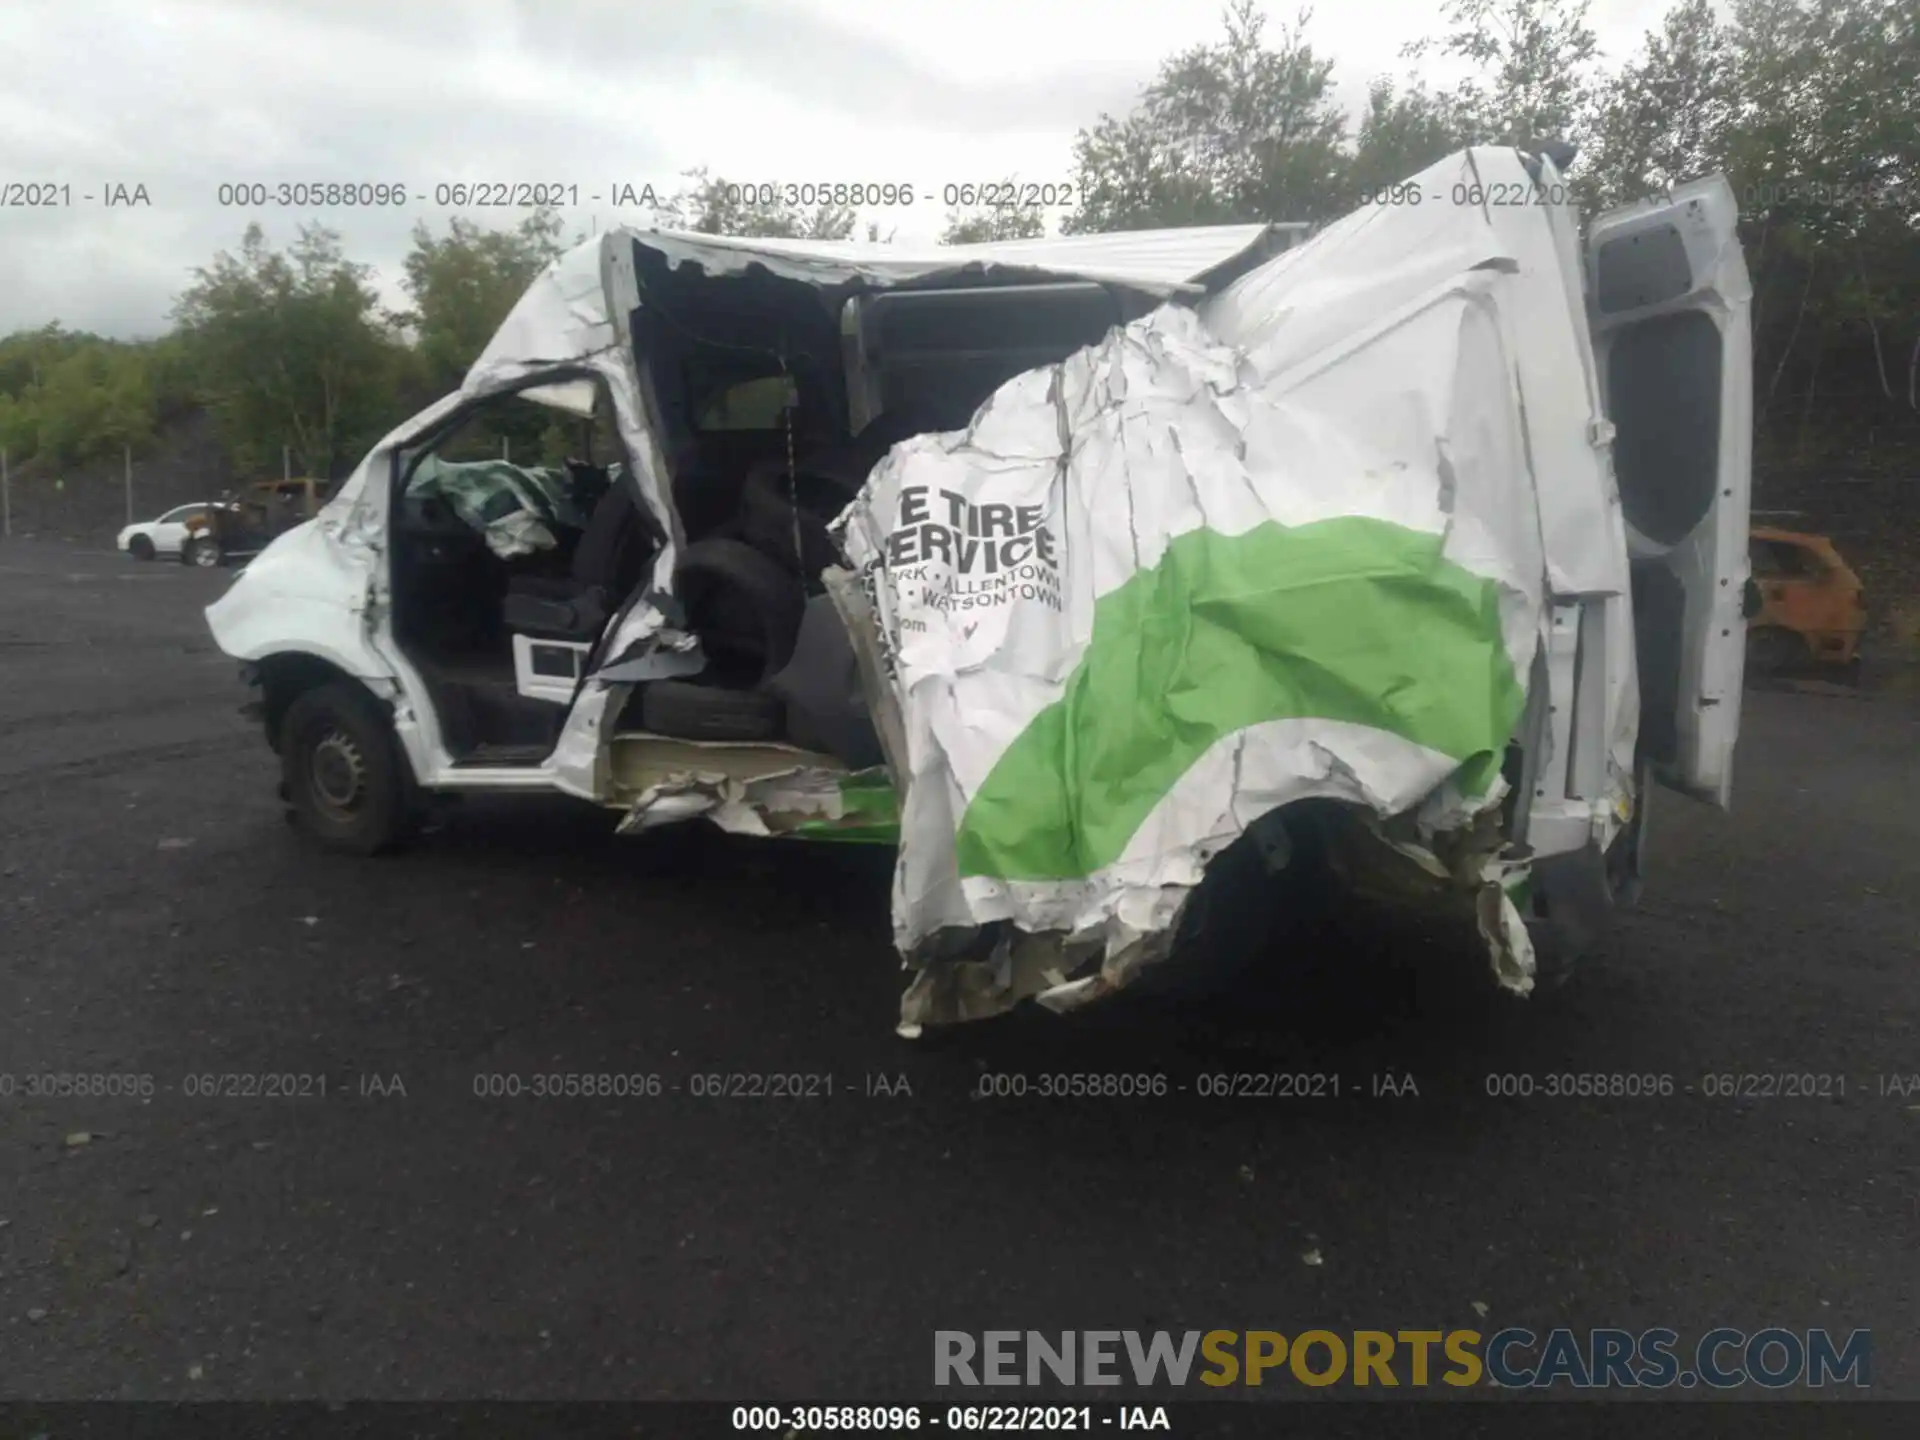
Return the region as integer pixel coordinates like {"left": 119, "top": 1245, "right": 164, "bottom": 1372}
{"left": 1585, "top": 176, "right": 1753, "bottom": 807}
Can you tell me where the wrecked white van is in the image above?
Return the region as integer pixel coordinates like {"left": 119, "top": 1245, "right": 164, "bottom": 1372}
{"left": 206, "top": 146, "right": 1752, "bottom": 1029}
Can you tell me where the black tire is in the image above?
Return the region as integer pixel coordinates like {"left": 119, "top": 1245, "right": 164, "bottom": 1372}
{"left": 677, "top": 536, "right": 807, "bottom": 684}
{"left": 128, "top": 534, "right": 156, "bottom": 561}
{"left": 184, "top": 535, "right": 222, "bottom": 568}
{"left": 279, "top": 681, "right": 418, "bottom": 854}
{"left": 638, "top": 678, "right": 784, "bottom": 742}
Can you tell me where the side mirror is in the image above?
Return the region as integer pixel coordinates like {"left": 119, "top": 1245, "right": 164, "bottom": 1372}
{"left": 1741, "top": 577, "right": 1764, "bottom": 620}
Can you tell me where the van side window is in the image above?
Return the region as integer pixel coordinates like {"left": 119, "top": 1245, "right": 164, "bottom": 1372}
{"left": 1751, "top": 539, "right": 1821, "bottom": 577}
{"left": 689, "top": 370, "right": 793, "bottom": 432}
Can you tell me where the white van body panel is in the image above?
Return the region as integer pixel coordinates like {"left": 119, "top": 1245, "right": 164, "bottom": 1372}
{"left": 209, "top": 227, "right": 1292, "bottom": 805}
{"left": 203, "top": 162, "right": 1750, "bottom": 1028}
{"left": 1587, "top": 177, "right": 1753, "bottom": 807}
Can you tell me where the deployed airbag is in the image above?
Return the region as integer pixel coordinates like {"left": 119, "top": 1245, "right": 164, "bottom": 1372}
{"left": 406, "top": 456, "right": 589, "bottom": 558}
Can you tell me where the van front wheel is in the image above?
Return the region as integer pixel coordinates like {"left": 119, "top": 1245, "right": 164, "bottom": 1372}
{"left": 280, "top": 682, "right": 417, "bottom": 854}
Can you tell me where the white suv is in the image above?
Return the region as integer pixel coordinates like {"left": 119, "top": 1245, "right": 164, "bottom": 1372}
{"left": 118, "top": 503, "right": 218, "bottom": 560}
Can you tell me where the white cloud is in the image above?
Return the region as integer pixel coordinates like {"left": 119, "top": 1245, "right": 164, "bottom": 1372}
{"left": 0, "top": 0, "right": 1681, "bottom": 338}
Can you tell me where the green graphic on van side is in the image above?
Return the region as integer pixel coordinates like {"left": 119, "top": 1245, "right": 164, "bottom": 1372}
{"left": 953, "top": 516, "right": 1525, "bottom": 881}
{"left": 788, "top": 769, "right": 901, "bottom": 845}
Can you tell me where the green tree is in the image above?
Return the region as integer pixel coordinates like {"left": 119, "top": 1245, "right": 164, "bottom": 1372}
{"left": 32, "top": 344, "right": 155, "bottom": 463}
{"left": 940, "top": 206, "right": 1046, "bottom": 244}
{"left": 654, "top": 168, "right": 858, "bottom": 239}
{"left": 142, "top": 331, "right": 200, "bottom": 421}
{"left": 1065, "top": 2, "right": 1350, "bottom": 232}
{"left": 1062, "top": 112, "right": 1232, "bottom": 232}
{"left": 400, "top": 208, "right": 567, "bottom": 393}
{"left": 1722, "top": 0, "right": 1920, "bottom": 427}
{"left": 173, "top": 224, "right": 407, "bottom": 479}
{"left": 0, "top": 327, "right": 54, "bottom": 458}
{"left": 1344, "top": 78, "right": 1467, "bottom": 202}
{"left": 1579, "top": 0, "right": 1737, "bottom": 210}
{"left": 0, "top": 323, "right": 85, "bottom": 399}
{"left": 1403, "top": 0, "right": 1604, "bottom": 149}
{"left": 0, "top": 325, "right": 166, "bottom": 465}
{"left": 1724, "top": 0, "right": 1916, "bottom": 241}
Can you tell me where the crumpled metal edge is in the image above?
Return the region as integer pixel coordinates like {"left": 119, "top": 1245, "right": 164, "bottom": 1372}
{"left": 895, "top": 804, "right": 1536, "bottom": 1034}
{"left": 615, "top": 765, "right": 862, "bottom": 839}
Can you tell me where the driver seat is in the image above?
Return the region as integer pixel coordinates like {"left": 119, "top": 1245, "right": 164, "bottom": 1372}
{"left": 502, "top": 481, "right": 657, "bottom": 702}
{"left": 503, "top": 480, "right": 655, "bottom": 642}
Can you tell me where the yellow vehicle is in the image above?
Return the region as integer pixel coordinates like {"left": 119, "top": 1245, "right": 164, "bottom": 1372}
{"left": 180, "top": 478, "right": 329, "bottom": 567}
{"left": 1747, "top": 525, "right": 1867, "bottom": 673}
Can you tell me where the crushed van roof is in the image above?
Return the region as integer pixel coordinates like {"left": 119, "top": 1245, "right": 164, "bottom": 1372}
{"left": 628, "top": 223, "right": 1304, "bottom": 296}
{"left": 463, "top": 220, "right": 1306, "bottom": 411}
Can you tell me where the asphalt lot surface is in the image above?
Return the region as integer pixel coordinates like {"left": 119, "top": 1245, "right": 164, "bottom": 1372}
{"left": 1, "top": 536, "right": 1915, "bottom": 1404}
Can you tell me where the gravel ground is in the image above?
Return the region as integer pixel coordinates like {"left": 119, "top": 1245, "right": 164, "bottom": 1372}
{"left": 1, "top": 537, "right": 1915, "bottom": 1408}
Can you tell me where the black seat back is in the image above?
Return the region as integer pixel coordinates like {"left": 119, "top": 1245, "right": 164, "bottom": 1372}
{"left": 572, "top": 481, "right": 656, "bottom": 597}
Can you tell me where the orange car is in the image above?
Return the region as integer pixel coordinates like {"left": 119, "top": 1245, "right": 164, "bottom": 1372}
{"left": 1746, "top": 526, "right": 1866, "bottom": 671}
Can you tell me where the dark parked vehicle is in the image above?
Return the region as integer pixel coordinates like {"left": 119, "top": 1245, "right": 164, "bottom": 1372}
{"left": 180, "top": 478, "right": 329, "bottom": 567}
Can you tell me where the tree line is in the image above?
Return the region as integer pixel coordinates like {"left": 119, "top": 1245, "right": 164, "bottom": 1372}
{"left": 0, "top": 0, "right": 1912, "bottom": 487}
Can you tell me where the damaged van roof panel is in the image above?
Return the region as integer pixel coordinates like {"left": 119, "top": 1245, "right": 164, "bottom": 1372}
{"left": 833, "top": 147, "right": 1610, "bottom": 1028}
{"left": 628, "top": 223, "right": 1302, "bottom": 296}
{"left": 413, "top": 150, "right": 1674, "bottom": 1037}
{"left": 463, "top": 222, "right": 1301, "bottom": 400}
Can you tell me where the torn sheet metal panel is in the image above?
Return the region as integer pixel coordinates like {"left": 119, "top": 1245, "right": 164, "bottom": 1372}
{"left": 458, "top": 222, "right": 1290, "bottom": 412}
{"left": 614, "top": 751, "right": 898, "bottom": 843}
{"left": 630, "top": 223, "right": 1292, "bottom": 299}
{"left": 412, "top": 222, "right": 1294, "bottom": 731}
{"left": 1207, "top": 149, "right": 1640, "bottom": 827}
{"left": 591, "top": 223, "right": 1302, "bottom": 686}
{"left": 836, "top": 167, "right": 1598, "bottom": 1027}
{"left": 463, "top": 238, "right": 620, "bottom": 397}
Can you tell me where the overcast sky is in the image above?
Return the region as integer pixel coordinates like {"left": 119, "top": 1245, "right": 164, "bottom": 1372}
{"left": 0, "top": 0, "right": 1677, "bottom": 340}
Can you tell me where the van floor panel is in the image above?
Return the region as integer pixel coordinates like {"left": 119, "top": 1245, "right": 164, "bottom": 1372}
{"left": 407, "top": 646, "right": 564, "bottom": 758}
{"left": 412, "top": 650, "right": 517, "bottom": 689}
